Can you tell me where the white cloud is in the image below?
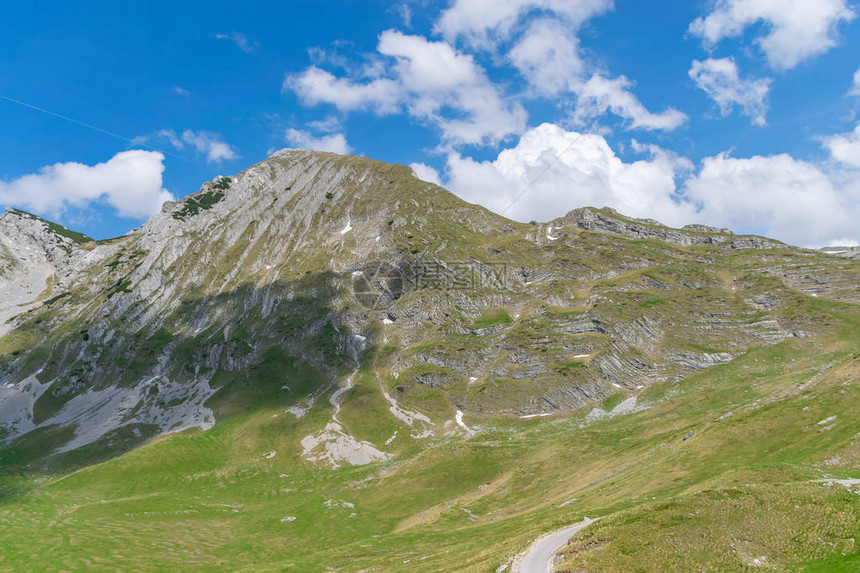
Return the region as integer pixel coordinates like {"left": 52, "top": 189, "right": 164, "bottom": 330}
{"left": 684, "top": 153, "right": 858, "bottom": 246}
{"left": 288, "top": 66, "right": 401, "bottom": 113}
{"left": 0, "top": 151, "right": 173, "bottom": 220}
{"left": 179, "top": 131, "right": 237, "bottom": 163}
{"left": 689, "top": 0, "right": 855, "bottom": 71}
{"left": 136, "top": 130, "right": 237, "bottom": 164}
{"left": 395, "top": 3, "right": 413, "bottom": 28}
{"left": 287, "top": 30, "right": 527, "bottom": 147}
{"left": 573, "top": 75, "right": 688, "bottom": 131}
{"left": 172, "top": 86, "right": 190, "bottom": 97}
{"left": 689, "top": 58, "right": 772, "bottom": 125}
{"left": 437, "top": 0, "right": 682, "bottom": 132}
{"left": 435, "top": 0, "right": 612, "bottom": 47}
{"left": 288, "top": 2, "right": 685, "bottom": 141}
{"left": 410, "top": 162, "right": 442, "bottom": 185}
{"left": 285, "top": 129, "right": 351, "bottom": 154}
{"left": 438, "top": 123, "right": 859, "bottom": 246}
{"left": 508, "top": 18, "right": 583, "bottom": 96}
{"left": 851, "top": 67, "right": 860, "bottom": 96}
{"left": 444, "top": 123, "right": 696, "bottom": 225}
{"left": 215, "top": 31, "right": 256, "bottom": 53}
{"left": 821, "top": 124, "right": 860, "bottom": 168}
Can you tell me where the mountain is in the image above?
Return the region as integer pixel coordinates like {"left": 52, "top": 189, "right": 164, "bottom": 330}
{"left": 0, "top": 150, "right": 858, "bottom": 571}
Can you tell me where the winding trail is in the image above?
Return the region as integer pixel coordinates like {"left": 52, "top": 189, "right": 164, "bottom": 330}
{"left": 514, "top": 518, "right": 595, "bottom": 573}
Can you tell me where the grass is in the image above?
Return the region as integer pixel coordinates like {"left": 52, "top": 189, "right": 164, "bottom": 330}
{"left": 0, "top": 322, "right": 857, "bottom": 571}
{"left": 172, "top": 181, "right": 228, "bottom": 221}
{"left": 471, "top": 309, "right": 514, "bottom": 329}
{"left": 0, "top": 152, "right": 858, "bottom": 571}
{"left": 9, "top": 208, "right": 93, "bottom": 244}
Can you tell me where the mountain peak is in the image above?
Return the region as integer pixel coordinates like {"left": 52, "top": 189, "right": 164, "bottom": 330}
{"left": 0, "top": 207, "right": 93, "bottom": 245}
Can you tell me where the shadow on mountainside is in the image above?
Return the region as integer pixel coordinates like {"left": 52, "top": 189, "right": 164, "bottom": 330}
{"left": 0, "top": 269, "right": 365, "bottom": 477}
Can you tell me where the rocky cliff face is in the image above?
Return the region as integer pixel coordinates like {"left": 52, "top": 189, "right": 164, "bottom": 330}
{"left": 0, "top": 150, "right": 857, "bottom": 467}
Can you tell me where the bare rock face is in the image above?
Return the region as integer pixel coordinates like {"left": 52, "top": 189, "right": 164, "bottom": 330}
{"left": 0, "top": 149, "right": 857, "bottom": 465}
{"left": 564, "top": 206, "right": 782, "bottom": 249}
{"left": 0, "top": 209, "right": 102, "bottom": 336}
{"left": 821, "top": 246, "right": 860, "bottom": 260}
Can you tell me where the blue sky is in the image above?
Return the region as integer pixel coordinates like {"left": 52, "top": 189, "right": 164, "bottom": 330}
{"left": 1, "top": 0, "right": 859, "bottom": 245}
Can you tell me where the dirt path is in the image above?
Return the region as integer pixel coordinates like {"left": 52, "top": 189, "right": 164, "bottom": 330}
{"left": 514, "top": 517, "right": 595, "bottom": 573}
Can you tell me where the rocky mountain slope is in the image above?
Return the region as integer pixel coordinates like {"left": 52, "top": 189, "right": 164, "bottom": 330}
{"left": 0, "top": 149, "right": 857, "bottom": 466}
{"left": 0, "top": 150, "right": 858, "bottom": 572}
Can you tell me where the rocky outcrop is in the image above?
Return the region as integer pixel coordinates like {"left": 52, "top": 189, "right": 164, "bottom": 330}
{"left": 564, "top": 207, "right": 782, "bottom": 249}
{"left": 0, "top": 150, "right": 856, "bottom": 460}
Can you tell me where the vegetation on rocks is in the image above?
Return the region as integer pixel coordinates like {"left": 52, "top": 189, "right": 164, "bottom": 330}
{"left": 0, "top": 150, "right": 857, "bottom": 571}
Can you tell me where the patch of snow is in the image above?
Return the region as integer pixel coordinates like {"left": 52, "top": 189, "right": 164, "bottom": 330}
{"left": 339, "top": 220, "right": 353, "bottom": 235}
{"left": 280, "top": 516, "right": 296, "bottom": 523}
{"left": 455, "top": 410, "right": 473, "bottom": 433}
{"left": 519, "top": 412, "right": 552, "bottom": 419}
{"left": 382, "top": 318, "right": 394, "bottom": 325}
{"left": 817, "top": 415, "right": 837, "bottom": 426}
{"left": 385, "top": 431, "right": 398, "bottom": 445}
{"left": 573, "top": 354, "right": 590, "bottom": 359}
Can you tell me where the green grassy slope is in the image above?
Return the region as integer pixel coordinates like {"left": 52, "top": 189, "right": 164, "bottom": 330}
{"left": 0, "top": 300, "right": 857, "bottom": 572}
{"left": 1, "top": 152, "right": 858, "bottom": 571}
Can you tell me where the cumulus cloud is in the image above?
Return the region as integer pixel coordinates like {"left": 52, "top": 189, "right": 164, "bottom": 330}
{"left": 437, "top": 123, "right": 859, "bottom": 246}
{"left": 285, "top": 129, "right": 351, "bottom": 154}
{"left": 215, "top": 31, "right": 256, "bottom": 53}
{"left": 443, "top": 123, "right": 696, "bottom": 225}
{"left": 821, "top": 124, "right": 860, "bottom": 168}
{"left": 508, "top": 17, "right": 584, "bottom": 96}
{"left": 287, "top": 30, "right": 527, "bottom": 147}
{"left": 135, "top": 130, "right": 237, "bottom": 163}
{"left": 0, "top": 151, "right": 173, "bottom": 220}
{"left": 689, "top": 58, "right": 772, "bottom": 125}
{"left": 573, "top": 74, "right": 688, "bottom": 131}
{"left": 288, "top": 1, "right": 684, "bottom": 142}
{"left": 438, "top": 0, "right": 686, "bottom": 131}
{"left": 435, "top": 0, "right": 612, "bottom": 47}
{"left": 689, "top": 0, "right": 855, "bottom": 71}
{"left": 410, "top": 162, "right": 442, "bottom": 185}
{"left": 684, "top": 153, "right": 858, "bottom": 246}
{"left": 288, "top": 66, "right": 401, "bottom": 113}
